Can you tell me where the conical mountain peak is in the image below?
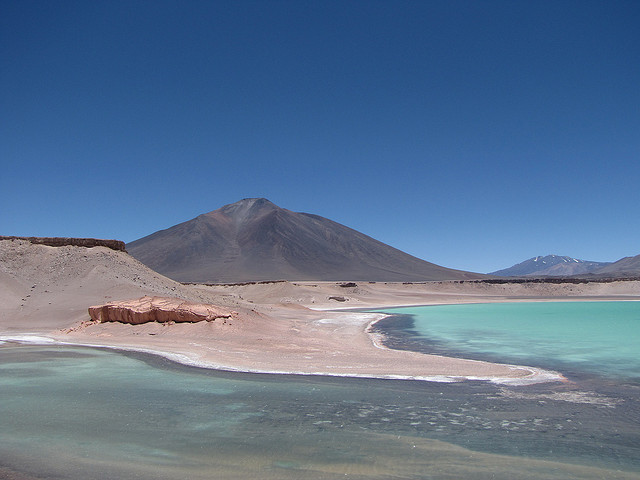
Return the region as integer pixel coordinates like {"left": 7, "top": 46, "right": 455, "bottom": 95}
{"left": 215, "top": 198, "right": 280, "bottom": 226}
{"left": 219, "top": 198, "right": 277, "bottom": 213}
{"left": 127, "top": 199, "right": 483, "bottom": 283}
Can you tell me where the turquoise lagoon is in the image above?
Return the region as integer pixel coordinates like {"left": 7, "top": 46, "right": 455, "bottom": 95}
{"left": 372, "top": 301, "right": 640, "bottom": 382}
{"left": 1, "top": 301, "right": 640, "bottom": 479}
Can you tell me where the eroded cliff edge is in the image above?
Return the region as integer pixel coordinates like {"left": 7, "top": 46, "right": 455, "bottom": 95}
{"left": 0, "top": 236, "right": 126, "bottom": 252}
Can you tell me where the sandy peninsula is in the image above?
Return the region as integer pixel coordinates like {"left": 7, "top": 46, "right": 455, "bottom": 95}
{"left": 2, "top": 239, "right": 639, "bottom": 384}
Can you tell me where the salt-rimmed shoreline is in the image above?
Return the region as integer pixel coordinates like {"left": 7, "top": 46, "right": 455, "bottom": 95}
{"left": 364, "top": 311, "right": 566, "bottom": 385}
{"left": 1, "top": 240, "right": 635, "bottom": 389}
{"left": 0, "top": 312, "right": 566, "bottom": 386}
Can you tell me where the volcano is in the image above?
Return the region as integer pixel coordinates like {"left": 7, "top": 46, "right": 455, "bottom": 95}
{"left": 127, "top": 198, "right": 483, "bottom": 283}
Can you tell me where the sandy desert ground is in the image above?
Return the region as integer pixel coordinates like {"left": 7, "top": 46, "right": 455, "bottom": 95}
{"left": 2, "top": 239, "right": 639, "bottom": 384}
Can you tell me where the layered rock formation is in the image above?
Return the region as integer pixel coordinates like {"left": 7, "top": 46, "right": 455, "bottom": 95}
{"left": 88, "top": 296, "right": 235, "bottom": 325}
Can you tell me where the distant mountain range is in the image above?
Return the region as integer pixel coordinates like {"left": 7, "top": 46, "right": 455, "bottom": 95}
{"left": 593, "top": 254, "right": 640, "bottom": 277}
{"left": 127, "top": 198, "right": 483, "bottom": 283}
{"left": 491, "top": 255, "right": 611, "bottom": 277}
{"left": 491, "top": 254, "right": 640, "bottom": 278}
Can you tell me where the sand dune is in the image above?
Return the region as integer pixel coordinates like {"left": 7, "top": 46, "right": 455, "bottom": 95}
{"left": 0, "top": 239, "right": 224, "bottom": 331}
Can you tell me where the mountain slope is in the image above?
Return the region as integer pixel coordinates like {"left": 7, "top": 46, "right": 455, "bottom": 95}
{"left": 592, "top": 254, "right": 640, "bottom": 277}
{"left": 127, "top": 198, "right": 483, "bottom": 283}
{"left": 491, "top": 255, "right": 611, "bottom": 277}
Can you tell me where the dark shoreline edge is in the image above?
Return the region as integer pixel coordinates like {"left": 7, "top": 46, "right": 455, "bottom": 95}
{"left": 366, "top": 308, "right": 640, "bottom": 387}
{"left": 366, "top": 312, "right": 551, "bottom": 372}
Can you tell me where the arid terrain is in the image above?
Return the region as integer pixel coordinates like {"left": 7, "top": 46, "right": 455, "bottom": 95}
{"left": 2, "top": 238, "right": 639, "bottom": 384}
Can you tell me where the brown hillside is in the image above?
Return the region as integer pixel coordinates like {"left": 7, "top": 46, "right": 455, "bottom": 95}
{"left": 127, "top": 198, "right": 484, "bottom": 283}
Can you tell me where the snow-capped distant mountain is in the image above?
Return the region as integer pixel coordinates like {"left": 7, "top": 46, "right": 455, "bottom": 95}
{"left": 490, "top": 255, "right": 612, "bottom": 277}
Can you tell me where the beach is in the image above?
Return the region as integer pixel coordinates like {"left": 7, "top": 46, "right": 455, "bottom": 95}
{"left": 3, "top": 242, "right": 640, "bottom": 479}
{"left": 0, "top": 242, "right": 637, "bottom": 385}
{"left": 37, "top": 281, "right": 640, "bottom": 384}
{"left": 2, "top": 240, "right": 639, "bottom": 384}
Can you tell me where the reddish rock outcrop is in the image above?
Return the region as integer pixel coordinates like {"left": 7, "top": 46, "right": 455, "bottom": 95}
{"left": 88, "top": 296, "right": 235, "bottom": 324}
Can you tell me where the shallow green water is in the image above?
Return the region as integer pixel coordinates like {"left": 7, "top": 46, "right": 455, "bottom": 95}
{"left": 375, "top": 301, "right": 640, "bottom": 381}
{"left": 1, "top": 300, "right": 640, "bottom": 479}
{"left": 0, "top": 344, "right": 639, "bottom": 479}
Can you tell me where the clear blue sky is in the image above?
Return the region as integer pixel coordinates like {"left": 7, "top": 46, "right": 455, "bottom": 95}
{"left": 2, "top": 0, "right": 638, "bottom": 273}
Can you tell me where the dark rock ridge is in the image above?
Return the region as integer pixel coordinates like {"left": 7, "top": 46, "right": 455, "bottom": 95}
{"left": 0, "top": 236, "right": 126, "bottom": 252}
{"left": 127, "top": 198, "right": 484, "bottom": 283}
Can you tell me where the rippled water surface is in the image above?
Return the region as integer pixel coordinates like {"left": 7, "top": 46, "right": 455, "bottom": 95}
{"left": 1, "top": 300, "right": 640, "bottom": 480}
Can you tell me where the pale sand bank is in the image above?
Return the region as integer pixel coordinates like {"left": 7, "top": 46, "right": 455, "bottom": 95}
{"left": 2, "top": 240, "right": 639, "bottom": 384}
{"left": 1, "top": 309, "right": 563, "bottom": 385}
